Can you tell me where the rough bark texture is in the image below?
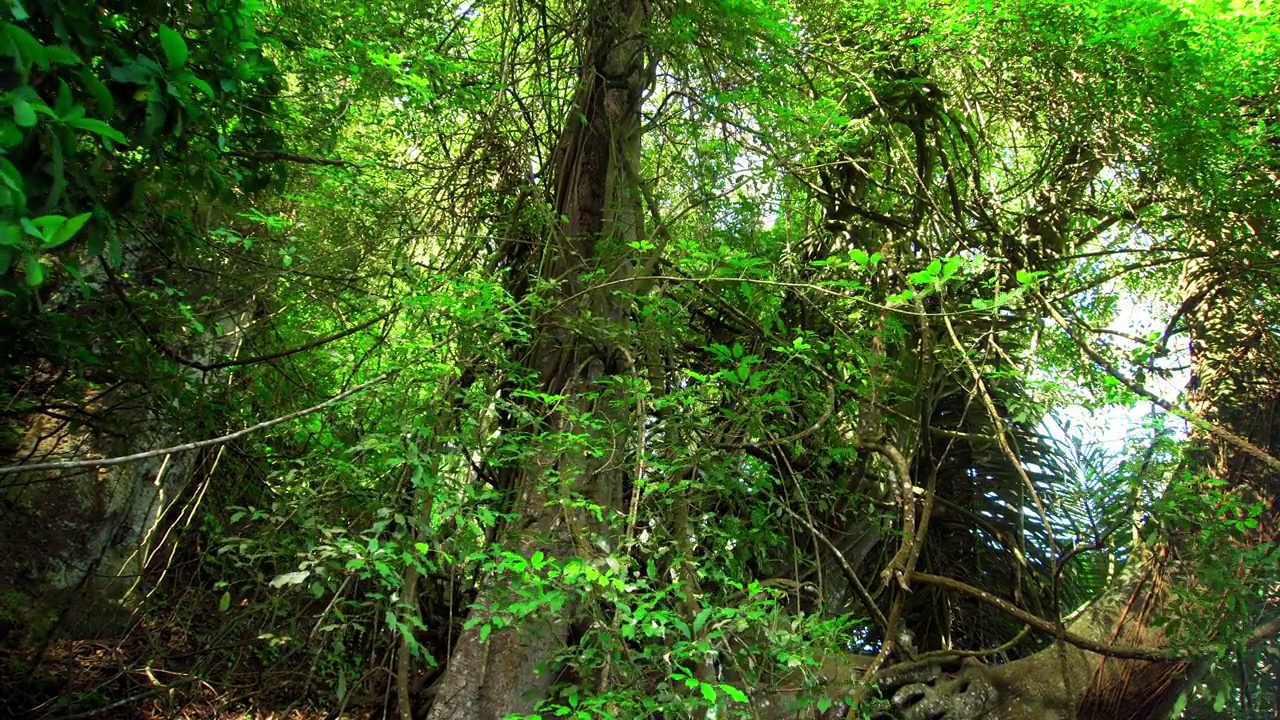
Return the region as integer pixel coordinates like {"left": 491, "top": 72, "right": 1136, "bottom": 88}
{"left": 425, "top": 2, "right": 652, "bottom": 718}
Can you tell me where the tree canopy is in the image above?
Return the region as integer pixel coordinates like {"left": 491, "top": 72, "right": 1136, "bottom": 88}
{"left": 2, "top": 1, "right": 1279, "bottom": 719}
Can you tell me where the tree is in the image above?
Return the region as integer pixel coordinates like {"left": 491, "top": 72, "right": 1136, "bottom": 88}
{"left": 2, "top": 1, "right": 1279, "bottom": 719}
{"left": 407, "top": 2, "right": 1280, "bottom": 718}
{"left": 423, "top": 1, "right": 654, "bottom": 717}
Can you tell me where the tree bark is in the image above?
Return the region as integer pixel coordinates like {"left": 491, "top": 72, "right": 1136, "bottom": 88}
{"left": 425, "top": 3, "right": 652, "bottom": 719}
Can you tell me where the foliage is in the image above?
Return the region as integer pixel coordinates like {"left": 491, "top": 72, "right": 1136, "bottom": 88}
{"left": 2, "top": 0, "right": 1280, "bottom": 719}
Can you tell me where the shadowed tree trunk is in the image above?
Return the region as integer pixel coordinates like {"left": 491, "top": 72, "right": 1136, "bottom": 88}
{"left": 425, "top": 2, "right": 653, "bottom": 718}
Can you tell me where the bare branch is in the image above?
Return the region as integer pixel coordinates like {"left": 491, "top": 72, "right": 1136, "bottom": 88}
{"left": 1038, "top": 292, "right": 1280, "bottom": 475}
{"left": 0, "top": 372, "right": 395, "bottom": 476}
{"left": 226, "top": 150, "right": 348, "bottom": 166}
{"left": 910, "top": 572, "right": 1181, "bottom": 662}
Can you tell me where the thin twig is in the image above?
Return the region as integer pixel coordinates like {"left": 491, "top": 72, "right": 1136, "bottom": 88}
{"left": 776, "top": 504, "right": 889, "bottom": 633}
{"left": 0, "top": 372, "right": 395, "bottom": 476}
{"left": 940, "top": 309, "right": 1059, "bottom": 558}
{"left": 1038, "top": 293, "right": 1280, "bottom": 474}
{"left": 713, "top": 380, "right": 836, "bottom": 450}
{"left": 225, "top": 150, "right": 348, "bottom": 166}
{"left": 48, "top": 677, "right": 199, "bottom": 719}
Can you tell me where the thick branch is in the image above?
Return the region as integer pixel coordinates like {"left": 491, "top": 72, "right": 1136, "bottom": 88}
{"left": 910, "top": 572, "right": 1177, "bottom": 661}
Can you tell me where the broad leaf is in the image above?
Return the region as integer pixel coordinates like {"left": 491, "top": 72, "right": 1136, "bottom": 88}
{"left": 157, "top": 25, "right": 188, "bottom": 70}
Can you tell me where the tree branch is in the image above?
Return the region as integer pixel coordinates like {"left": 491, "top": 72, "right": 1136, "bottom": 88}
{"left": 777, "top": 503, "right": 890, "bottom": 634}
{"left": 712, "top": 380, "right": 836, "bottom": 450}
{"left": 1038, "top": 292, "right": 1280, "bottom": 475}
{"left": 193, "top": 308, "right": 398, "bottom": 372}
{"left": 909, "top": 572, "right": 1181, "bottom": 662}
{"left": 0, "top": 371, "right": 395, "bottom": 476}
{"left": 226, "top": 150, "right": 347, "bottom": 167}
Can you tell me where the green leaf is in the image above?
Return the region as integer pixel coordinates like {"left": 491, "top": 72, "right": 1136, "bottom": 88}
{"left": 11, "top": 97, "right": 35, "bottom": 127}
{"left": 44, "top": 212, "right": 90, "bottom": 248}
{"left": 53, "top": 79, "right": 72, "bottom": 117}
{"left": 0, "top": 156, "right": 21, "bottom": 194}
{"left": 19, "top": 216, "right": 41, "bottom": 239}
{"left": 78, "top": 68, "right": 114, "bottom": 118}
{"left": 136, "top": 54, "right": 162, "bottom": 74}
{"left": 0, "top": 246, "right": 11, "bottom": 274}
{"left": 0, "top": 119, "right": 19, "bottom": 148}
{"left": 143, "top": 99, "right": 166, "bottom": 141}
{"left": 45, "top": 132, "right": 64, "bottom": 208}
{"left": 158, "top": 25, "right": 189, "bottom": 71}
{"left": 219, "top": 591, "right": 231, "bottom": 611}
{"left": 693, "top": 605, "right": 712, "bottom": 633}
{"left": 670, "top": 616, "right": 690, "bottom": 638}
{"left": 27, "top": 101, "right": 54, "bottom": 119}
{"left": 719, "top": 684, "right": 748, "bottom": 703}
{"left": 479, "top": 623, "right": 491, "bottom": 642}
{"left": 24, "top": 253, "right": 42, "bottom": 285}
{"left": 1015, "top": 269, "right": 1045, "bottom": 286}
{"left": 699, "top": 682, "right": 717, "bottom": 703}
{"left": 65, "top": 117, "right": 129, "bottom": 145}
{"left": 187, "top": 74, "right": 215, "bottom": 98}
{"left": 110, "top": 63, "right": 153, "bottom": 85}
{"left": 58, "top": 104, "right": 85, "bottom": 124}
{"left": 44, "top": 45, "right": 80, "bottom": 66}
{"left": 30, "top": 215, "right": 64, "bottom": 233}
{"left": 9, "top": 1, "right": 28, "bottom": 21}
{"left": 943, "top": 257, "right": 962, "bottom": 279}
{"left": 3, "top": 22, "right": 45, "bottom": 71}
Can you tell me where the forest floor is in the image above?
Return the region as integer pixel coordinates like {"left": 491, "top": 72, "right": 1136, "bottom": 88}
{"left": 0, "top": 596, "right": 383, "bottom": 720}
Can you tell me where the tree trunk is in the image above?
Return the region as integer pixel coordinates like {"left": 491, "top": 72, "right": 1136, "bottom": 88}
{"left": 425, "top": 3, "right": 652, "bottom": 718}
